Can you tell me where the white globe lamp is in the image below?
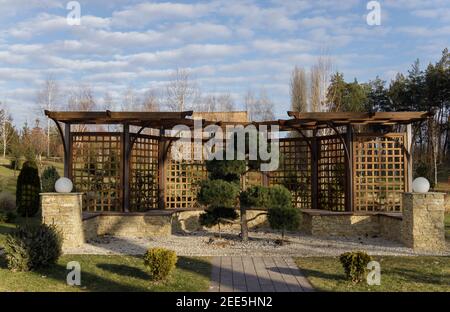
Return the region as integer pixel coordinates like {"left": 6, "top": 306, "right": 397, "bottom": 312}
{"left": 55, "top": 177, "right": 73, "bottom": 193}
{"left": 412, "top": 177, "right": 430, "bottom": 193}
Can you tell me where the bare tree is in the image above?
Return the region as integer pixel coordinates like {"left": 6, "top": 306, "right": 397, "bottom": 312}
{"left": 0, "top": 102, "right": 14, "bottom": 158}
{"left": 67, "top": 84, "right": 96, "bottom": 132}
{"left": 36, "top": 76, "right": 60, "bottom": 158}
{"left": 141, "top": 89, "right": 160, "bottom": 111}
{"left": 245, "top": 88, "right": 275, "bottom": 121}
{"left": 122, "top": 86, "right": 140, "bottom": 111}
{"left": 165, "top": 68, "right": 199, "bottom": 111}
{"left": 102, "top": 92, "right": 115, "bottom": 110}
{"left": 200, "top": 93, "right": 235, "bottom": 112}
{"left": 217, "top": 93, "right": 235, "bottom": 111}
{"left": 310, "top": 55, "right": 332, "bottom": 112}
{"left": 290, "top": 66, "right": 308, "bottom": 113}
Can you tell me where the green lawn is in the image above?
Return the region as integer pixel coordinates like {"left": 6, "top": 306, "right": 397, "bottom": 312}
{"left": 0, "top": 254, "right": 211, "bottom": 292}
{"left": 445, "top": 213, "right": 450, "bottom": 240}
{"left": 296, "top": 256, "right": 450, "bottom": 292}
{"left": 0, "top": 157, "right": 64, "bottom": 195}
{"left": 0, "top": 217, "right": 41, "bottom": 248}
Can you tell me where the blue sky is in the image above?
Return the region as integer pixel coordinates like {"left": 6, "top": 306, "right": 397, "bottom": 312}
{"left": 0, "top": 0, "right": 449, "bottom": 126}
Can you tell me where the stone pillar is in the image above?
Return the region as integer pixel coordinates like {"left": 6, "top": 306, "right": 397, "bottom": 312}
{"left": 402, "top": 192, "right": 446, "bottom": 251}
{"left": 40, "top": 193, "right": 85, "bottom": 251}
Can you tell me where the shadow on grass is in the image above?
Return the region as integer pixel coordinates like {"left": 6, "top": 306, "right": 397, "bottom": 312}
{"left": 0, "top": 254, "right": 212, "bottom": 292}
{"left": 388, "top": 267, "right": 450, "bottom": 286}
{"left": 294, "top": 267, "right": 344, "bottom": 282}
{"left": 97, "top": 262, "right": 151, "bottom": 281}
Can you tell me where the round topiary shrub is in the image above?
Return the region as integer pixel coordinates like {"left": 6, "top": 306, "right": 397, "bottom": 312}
{"left": 143, "top": 247, "right": 178, "bottom": 281}
{"left": 4, "top": 224, "right": 62, "bottom": 272}
{"left": 197, "top": 179, "right": 239, "bottom": 208}
{"left": 268, "top": 185, "right": 292, "bottom": 209}
{"left": 240, "top": 186, "right": 271, "bottom": 208}
{"left": 339, "top": 251, "right": 373, "bottom": 283}
{"left": 41, "top": 166, "right": 60, "bottom": 193}
{"left": 267, "top": 205, "right": 300, "bottom": 243}
{"left": 16, "top": 161, "right": 41, "bottom": 217}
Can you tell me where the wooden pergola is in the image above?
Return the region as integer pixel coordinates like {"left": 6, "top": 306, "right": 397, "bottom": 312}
{"left": 46, "top": 110, "right": 430, "bottom": 213}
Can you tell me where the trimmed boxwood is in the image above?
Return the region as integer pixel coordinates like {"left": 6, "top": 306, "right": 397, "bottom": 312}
{"left": 339, "top": 251, "right": 373, "bottom": 283}
{"left": 143, "top": 247, "right": 178, "bottom": 281}
{"left": 16, "top": 161, "right": 41, "bottom": 217}
{"left": 4, "top": 223, "right": 62, "bottom": 272}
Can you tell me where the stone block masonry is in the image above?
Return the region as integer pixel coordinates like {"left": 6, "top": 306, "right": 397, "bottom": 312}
{"left": 40, "top": 193, "right": 85, "bottom": 251}
{"left": 402, "top": 192, "right": 446, "bottom": 251}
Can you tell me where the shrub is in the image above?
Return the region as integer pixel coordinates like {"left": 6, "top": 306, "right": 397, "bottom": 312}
{"left": 0, "top": 192, "right": 16, "bottom": 212}
{"left": 339, "top": 251, "right": 372, "bottom": 283}
{"left": 205, "top": 159, "right": 246, "bottom": 182}
{"left": 143, "top": 247, "right": 177, "bottom": 281}
{"left": 267, "top": 205, "right": 300, "bottom": 242}
{"left": 240, "top": 186, "right": 270, "bottom": 208}
{"left": 268, "top": 185, "right": 292, "bottom": 209}
{"left": 0, "top": 211, "right": 17, "bottom": 223}
{"left": 199, "top": 206, "right": 239, "bottom": 237}
{"left": 16, "top": 161, "right": 41, "bottom": 217}
{"left": 414, "top": 161, "right": 435, "bottom": 188}
{"left": 197, "top": 180, "right": 239, "bottom": 208}
{"left": 41, "top": 166, "right": 60, "bottom": 193}
{"left": 4, "top": 224, "right": 62, "bottom": 272}
{"left": 10, "top": 158, "right": 22, "bottom": 171}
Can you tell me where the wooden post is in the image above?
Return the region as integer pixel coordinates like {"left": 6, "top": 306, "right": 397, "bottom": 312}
{"left": 406, "top": 123, "right": 413, "bottom": 192}
{"left": 311, "top": 130, "right": 318, "bottom": 210}
{"left": 64, "top": 123, "right": 72, "bottom": 179}
{"left": 122, "top": 124, "right": 130, "bottom": 212}
{"left": 158, "top": 129, "right": 168, "bottom": 209}
{"left": 345, "top": 125, "right": 354, "bottom": 211}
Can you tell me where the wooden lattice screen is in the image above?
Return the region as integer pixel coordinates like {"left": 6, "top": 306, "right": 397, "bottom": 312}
{"left": 129, "top": 134, "right": 159, "bottom": 211}
{"left": 269, "top": 137, "right": 311, "bottom": 209}
{"left": 353, "top": 133, "right": 406, "bottom": 212}
{"left": 317, "top": 135, "right": 346, "bottom": 211}
{"left": 72, "top": 133, "right": 122, "bottom": 212}
{"left": 165, "top": 142, "right": 207, "bottom": 208}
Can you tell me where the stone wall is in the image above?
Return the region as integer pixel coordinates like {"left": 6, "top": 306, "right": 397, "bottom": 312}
{"left": 40, "top": 193, "right": 85, "bottom": 251}
{"left": 172, "top": 209, "right": 269, "bottom": 233}
{"left": 402, "top": 192, "right": 446, "bottom": 251}
{"left": 83, "top": 212, "right": 172, "bottom": 238}
{"left": 379, "top": 214, "right": 402, "bottom": 242}
{"left": 301, "top": 210, "right": 380, "bottom": 237}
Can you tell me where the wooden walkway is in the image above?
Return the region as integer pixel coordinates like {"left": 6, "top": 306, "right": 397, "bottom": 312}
{"left": 209, "top": 256, "right": 314, "bottom": 292}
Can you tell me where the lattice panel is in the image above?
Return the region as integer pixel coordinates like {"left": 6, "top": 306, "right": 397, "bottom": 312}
{"left": 130, "top": 134, "right": 159, "bottom": 211}
{"left": 353, "top": 134, "right": 406, "bottom": 212}
{"left": 317, "top": 135, "right": 346, "bottom": 211}
{"left": 269, "top": 138, "right": 311, "bottom": 209}
{"left": 72, "top": 133, "right": 122, "bottom": 212}
{"left": 165, "top": 142, "right": 207, "bottom": 208}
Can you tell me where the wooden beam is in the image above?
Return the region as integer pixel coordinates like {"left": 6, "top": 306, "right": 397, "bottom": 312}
{"left": 406, "top": 124, "right": 413, "bottom": 192}
{"left": 311, "top": 130, "right": 319, "bottom": 210}
{"left": 158, "top": 129, "right": 168, "bottom": 209}
{"left": 122, "top": 124, "right": 130, "bottom": 212}
{"left": 63, "top": 123, "right": 72, "bottom": 179}
{"left": 345, "top": 125, "right": 354, "bottom": 212}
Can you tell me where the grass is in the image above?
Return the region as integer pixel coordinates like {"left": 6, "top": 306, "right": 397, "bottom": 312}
{"left": 0, "top": 157, "right": 64, "bottom": 195}
{"left": 0, "top": 254, "right": 211, "bottom": 292}
{"left": 296, "top": 256, "right": 450, "bottom": 292}
{"left": 446, "top": 213, "right": 450, "bottom": 240}
{"left": 0, "top": 217, "right": 41, "bottom": 248}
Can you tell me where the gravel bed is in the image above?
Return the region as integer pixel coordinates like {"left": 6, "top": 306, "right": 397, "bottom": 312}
{"left": 64, "top": 229, "right": 450, "bottom": 257}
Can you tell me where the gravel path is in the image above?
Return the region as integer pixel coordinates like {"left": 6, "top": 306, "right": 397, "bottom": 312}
{"left": 64, "top": 229, "right": 450, "bottom": 257}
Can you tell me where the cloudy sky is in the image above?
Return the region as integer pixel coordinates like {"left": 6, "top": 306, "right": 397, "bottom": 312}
{"left": 0, "top": 0, "right": 449, "bottom": 126}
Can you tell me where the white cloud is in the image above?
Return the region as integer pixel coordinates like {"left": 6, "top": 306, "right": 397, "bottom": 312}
{"left": 111, "top": 2, "right": 214, "bottom": 28}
